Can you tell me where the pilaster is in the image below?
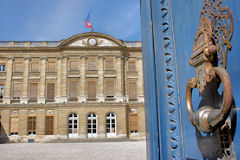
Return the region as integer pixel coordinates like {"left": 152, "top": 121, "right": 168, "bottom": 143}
{"left": 137, "top": 58, "right": 144, "bottom": 103}
{"left": 3, "top": 58, "right": 13, "bottom": 104}
{"left": 18, "top": 110, "right": 28, "bottom": 136}
{"left": 79, "top": 56, "right": 86, "bottom": 103}
{"left": 97, "top": 56, "right": 104, "bottom": 102}
{"left": 97, "top": 114, "right": 105, "bottom": 138}
{"left": 1, "top": 110, "right": 10, "bottom": 137}
{"left": 115, "top": 56, "right": 124, "bottom": 102}
{"left": 38, "top": 58, "right": 46, "bottom": 104}
{"left": 21, "top": 58, "right": 29, "bottom": 104}
{"left": 55, "top": 57, "right": 62, "bottom": 103}
{"left": 36, "top": 109, "right": 45, "bottom": 135}
{"left": 61, "top": 56, "right": 68, "bottom": 103}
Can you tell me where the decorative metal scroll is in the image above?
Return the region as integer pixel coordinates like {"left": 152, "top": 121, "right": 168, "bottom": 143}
{"left": 200, "top": 0, "right": 234, "bottom": 68}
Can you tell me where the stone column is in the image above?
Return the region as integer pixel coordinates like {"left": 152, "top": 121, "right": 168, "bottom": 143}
{"left": 21, "top": 58, "right": 29, "bottom": 104}
{"left": 3, "top": 58, "right": 13, "bottom": 104}
{"left": 36, "top": 109, "right": 45, "bottom": 135}
{"left": 38, "top": 58, "right": 46, "bottom": 104}
{"left": 137, "top": 58, "right": 144, "bottom": 102}
{"left": 115, "top": 56, "right": 124, "bottom": 102}
{"left": 55, "top": 57, "right": 62, "bottom": 103}
{"left": 61, "top": 56, "right": 68, "bottom": 103}
{"left": 97, "top": 56, "right": 104, "bottom": 102}
{"left": 79, "top": 56, "right": 86, "bottom": 103}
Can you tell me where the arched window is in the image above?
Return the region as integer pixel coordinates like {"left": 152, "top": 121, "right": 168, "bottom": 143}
{"left": 106, "top": 112, "right": 116, "bottom": 137}
{"left": 68, "top": 113, "right": 78, "bottom": 138}
{"left": 87, "top": 113, "right": 97, "bottom": 138}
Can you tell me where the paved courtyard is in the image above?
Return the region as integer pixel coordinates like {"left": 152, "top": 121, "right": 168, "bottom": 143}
{"left": 0, "top": 140, "right": 146, "bottom": 160}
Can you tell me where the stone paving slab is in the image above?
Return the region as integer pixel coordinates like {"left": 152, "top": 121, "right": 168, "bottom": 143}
{"left": 0, "top": 141, "right": 146, "bottom": 160}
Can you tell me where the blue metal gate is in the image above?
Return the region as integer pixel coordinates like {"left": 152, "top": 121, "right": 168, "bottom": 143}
{"left": 140, "top": 0, "right": 240, "bottom": 159}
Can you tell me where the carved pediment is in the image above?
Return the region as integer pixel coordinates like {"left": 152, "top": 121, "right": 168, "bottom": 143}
{"left": 60, "top": 32, "right": 123, "bottom": 47}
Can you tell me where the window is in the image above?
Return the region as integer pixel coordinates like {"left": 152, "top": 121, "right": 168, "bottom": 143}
{"left": 28, "top": 116, "right": 36, "bottom": 135}
{"left": 68, "top": 113, "right": 78, "bottom": 137}
{"left": 47, "top": 83, "right": 55, "bottom": 100}
{"left": 0, "top": 64, "right": 5, "bottom": 72}
{"left": 0, "top": 84, "right": 4, "bottom": 99}
{"left": 14, "top": 62, "right": 23, "bottom": 72}
{"left": 29, "top": 83, "right": 38, "bottom": 99}
{"left": 48, "top": 62, "right": 56, "bottom": 72}
{"left": 70, "top": 61, "right": 78, "bottom": 70}
{"left": 128, "top": 81, "right": 137, "bottom": 100}
{"left": 69, "top": 81, "right": 77, "bottom": 99}
{"left": 31, "top": 62, "right": 39, "bottom": 72}
{"left": 129, "top": 112, "right": 138, "bottom": 133}
{"left": 87, "top": 59, "right": 96, "bottom": 70}
{"left": 106, "top": 80, "right": 114, "bottom": 98}
{"left": 10, "top": 117, "right": 19, "bottom": 136}
{"left": 105, "top": 59, "right": 114, "bottom": 70}
{"left": 45, "top": 116, "right": 54, "bottom": 135}
{"left": 128, "top": 60, "right": 136, "bottom": 71}
{"left": 12, "top": 83, "right": 22, "bottom": 99}
{"left": 87, "top": 113, "right": 97, "bottom": 138}
{"left": 106, "top": 113, "right": 116, "bottom": 137}
{"left": 87, "top": 80, "right": 96, "bottom": 99}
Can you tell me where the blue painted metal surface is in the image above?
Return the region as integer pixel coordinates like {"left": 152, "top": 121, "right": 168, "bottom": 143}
{"left": 140, "top": 0, "right": 160, "bottom": 159}
{"left": 141, "top": 0, "right": 240, "bottom": 159}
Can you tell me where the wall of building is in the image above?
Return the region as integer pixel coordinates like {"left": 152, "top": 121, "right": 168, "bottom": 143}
{"left": 0, "top": 32, "right": 145, "bottom": 142}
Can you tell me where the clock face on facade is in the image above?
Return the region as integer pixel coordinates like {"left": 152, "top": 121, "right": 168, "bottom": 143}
{"left": 88, "top": 37, "right": 97, "bottom": 46}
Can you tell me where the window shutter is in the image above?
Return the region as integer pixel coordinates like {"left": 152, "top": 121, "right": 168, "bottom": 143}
{"left": 47, "top": 83, "right": 55, "bottom": 99}
{"left": 28, "top": 116, "right": 36, "bottom": 134}
{"left": 30, "top": 83, "right": 38, "bottom": 99}
{"left": 88, "top": 80, "right": 96, "bottom": 99}
{"left": 130, "top": 113, "right": 138, "bottom": 132}
{"left": 45, "top": 116, "right": 54, "bottom": 135}
{"left": 13, "top": 83, "right": 22, "bottom": 99}
{"left": 48, "top": 62, "right": 56, "bottom": 72}
{"left": 69, "top": 82, "right": 77, "bottom": 98}
{"left": 31, "top": 62, "right": 39, "bottom": 72}
{"left": 106, "top": 80, "right": 114, "bottom": 97}
{"left": 14, "top": 62, "right": 23, "bottom": 72}
{"left": 70, "top": 61, "right": 78, "bottom": 70}
{"left": 128, "top": 61, "right": 136, "bottom": 71}
{"left": 10, "top": 117, "right": 19, "bottom": 134}
{"left": 88, "top": 60, "right": 96, "bottom": 70}
{"left": 129, "top": 81, "right": 137, "bottom": 100}
{"left": 105, "top": 59, "right": 114, "bottom": 70}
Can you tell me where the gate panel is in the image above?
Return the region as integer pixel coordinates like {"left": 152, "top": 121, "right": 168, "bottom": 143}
{"left": 141, "top": 0, "right": 240, "bottom": 159}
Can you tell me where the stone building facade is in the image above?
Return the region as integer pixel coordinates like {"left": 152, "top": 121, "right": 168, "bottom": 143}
{"left": 0, "top": 32, "right": 145, "bottom": 142}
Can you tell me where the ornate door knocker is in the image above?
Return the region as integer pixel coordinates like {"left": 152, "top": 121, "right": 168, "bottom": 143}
{"left": 186, "top": 0, "right": 234, "bottom": 133}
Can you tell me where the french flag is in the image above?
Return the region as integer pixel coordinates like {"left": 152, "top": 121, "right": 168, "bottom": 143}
{"left": 85, "top": 12, "right": 93, "bottom": 31}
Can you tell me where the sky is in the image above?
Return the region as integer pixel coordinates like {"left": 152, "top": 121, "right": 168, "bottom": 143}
{"left": 0, "top": 0, "right": 141, "bottom": 42}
